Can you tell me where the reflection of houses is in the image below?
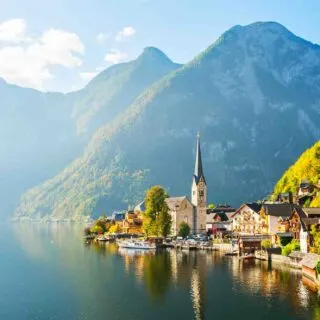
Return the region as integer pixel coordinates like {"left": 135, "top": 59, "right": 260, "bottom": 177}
{"left": 231, "top": 203, "right": 262, "bottom": 235}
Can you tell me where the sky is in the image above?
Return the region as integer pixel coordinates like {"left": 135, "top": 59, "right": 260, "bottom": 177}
{"left": 0, "top": 0, "right": 319, "bottom": 93}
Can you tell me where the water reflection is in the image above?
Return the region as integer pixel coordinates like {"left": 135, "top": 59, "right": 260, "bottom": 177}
{"left": 10, "top": 223, "right": 320, "bottom": 320}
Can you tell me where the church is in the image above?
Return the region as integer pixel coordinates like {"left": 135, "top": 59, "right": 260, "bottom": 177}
{"left": 164, "top": 133, "right": 207, "bottom": 235}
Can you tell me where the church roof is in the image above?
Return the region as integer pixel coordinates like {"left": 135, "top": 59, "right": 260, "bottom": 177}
{"left": 193, "top": 133, "right": 206, "bottom": 185}
{"left": 165, "top": 196, "right": 191, "bottom": 211}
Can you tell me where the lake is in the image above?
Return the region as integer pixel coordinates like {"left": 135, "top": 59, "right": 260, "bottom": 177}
{"left": 1, "top": 222, "right": 320, "bottom": 320}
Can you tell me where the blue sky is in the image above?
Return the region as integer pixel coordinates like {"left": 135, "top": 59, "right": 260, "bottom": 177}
{"left": 0, "top": 0, "right": 319, "bottom": 92}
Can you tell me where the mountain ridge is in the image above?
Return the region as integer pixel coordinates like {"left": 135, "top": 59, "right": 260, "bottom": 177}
{"left": 10, "top": 21, "right": 320, "bottom": 219}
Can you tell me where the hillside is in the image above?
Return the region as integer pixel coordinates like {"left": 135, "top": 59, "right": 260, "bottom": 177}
{"left": 14, "top": 21, "right": 320, "bottom": 220}
{"left": 274, "top": 141, "right": 320, "bottom": 206}
{"left": 1, "top": 48, "right": 179, "bottom": 218}
{"left": 70, "top": 47, "right": 181, "bottom": 137}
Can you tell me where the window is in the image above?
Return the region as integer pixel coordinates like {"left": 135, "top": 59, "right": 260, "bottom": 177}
{"left": 199, "top": 190, "right": 204, "bottom": 196}
{"left": 184, "top": 216, "right": 188, "bottom": 223}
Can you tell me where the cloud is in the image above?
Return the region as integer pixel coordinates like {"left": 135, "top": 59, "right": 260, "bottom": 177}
{"left": 0, "top": 19, "right": 27, "bottom": 43}
{"left": 115, "top": 26, "right": 136, "bottom": 42}
{"left": 96, "top": 32, "right": 112, "bottom": 43}
{"left": 0, "top": 19, "right": 85, "bottom": 90}
{"left": 104, "top": 49, "right": 128, "bottom": 64}
{"left": 79, "top": 71, "right": 99, "bottom": 80}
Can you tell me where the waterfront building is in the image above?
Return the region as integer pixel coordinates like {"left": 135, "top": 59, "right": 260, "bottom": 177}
{"left": 231, "top": 203, "right": 262, "bottom": 235}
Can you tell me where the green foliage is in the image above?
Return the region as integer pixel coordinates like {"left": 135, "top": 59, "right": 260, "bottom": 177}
{"left": 109, "top": 224, "right": 121, "bottom": 234}
{"left": 90, "top": 225, "right": 104, "bottom": 234}
{"left": 261, "top": 239, "right": 271, "bottom": 250}
{"left": 281, "top": 239, "right": 300, "bottom": 256}
{"left": 274, "top": 141, "right": 320, "bottom": 207}
{"left": 157, "top": 205, "right": 172, "bottom": 238}
{"left": 143, "top": 186, "right": 171, "bottom": 237}
{"left": 178, "top": 222, "right": 191, "bottom": 238}
{"left": 208, "top": 203, "right": 216, "bottom": 209}
{"left": 317, "top": 261, "right": 320, "bottom": 275}
{"left": 310, "top": 225, "right": 320, "bottom": 255}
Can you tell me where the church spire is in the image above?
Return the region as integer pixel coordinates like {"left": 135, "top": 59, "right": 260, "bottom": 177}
{"left": 193, "top": 132, "right": 206, "bottom": 185}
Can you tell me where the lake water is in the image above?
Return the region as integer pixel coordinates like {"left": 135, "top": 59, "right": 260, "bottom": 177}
{"left": 1, "top": 222, "right": 320, "bottom": 320}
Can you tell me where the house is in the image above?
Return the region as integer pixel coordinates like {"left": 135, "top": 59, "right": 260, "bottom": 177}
{"left": 289, "top": 206, "right": 320, "bottom": 253}
{"left": 300, "top": 253, "right": 320, "bottom": 283}
{"left": 122, "top": 210, "right": 143, "bottom": 234}
{"left": 277, "top": 192, "right": 293, "bottom": 204}
{"left": 260, "top": 203, "right": 294, "bottom": 235}
{"left": 206, "top": 211, "right": 232, "bottom": 236}
{"left": 300, "top": 218, "right": 320, "bottom": 253}
{"left": 231, "top": 203, "right": 262, "bottom": 235}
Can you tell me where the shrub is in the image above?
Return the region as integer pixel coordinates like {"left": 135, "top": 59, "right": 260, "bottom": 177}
{"left": 281, "top": 239, "right": 300, "bottom": 256}
{"left": 261, "top": 239, "right": 271, "bottom": 250}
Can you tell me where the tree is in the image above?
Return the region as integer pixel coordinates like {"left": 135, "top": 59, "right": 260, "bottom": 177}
{"left": 310, "top": 225, "right": 320, "bottom": 254}
{"left": 109, "top": 224, "right": 121, "bottom": 234}
{"left": 90, "top": 225, "right": 103, "bottom": 234}
{"left": 157, "top": 204, "right": 172, "bottom": 237}
{"left": 208, "top": 203, "right": 216, "bottom": 209}
{"left": 179, "top": 222, "right": 190, "bottom": 238}
{"left": 143, "top": 186, "right": 171, "bottom": 237}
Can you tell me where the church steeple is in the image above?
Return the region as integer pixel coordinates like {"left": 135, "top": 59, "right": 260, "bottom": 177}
{"left": 193, "top": 132, "right": 206, "bottom": 185}
{"left": 191, "top": 132, "right": 207, "bottom": 234}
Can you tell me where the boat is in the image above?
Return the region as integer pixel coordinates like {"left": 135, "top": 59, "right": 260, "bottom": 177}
{"left": 240, "top": 253, "right": 255, "bottom": 260}
{"left": 96, "top": 235, "right": 109, "bottom": 241}
{"left": 118, "top": 239, "right": 156, "bottom": 250}
{"left": 225, "top": 251, "right": 238, "bottom": 256}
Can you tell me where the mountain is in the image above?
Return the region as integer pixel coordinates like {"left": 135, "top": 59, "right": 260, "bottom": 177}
{"left": 0, "top": 80, "right": 77, "bottom": 216}
{"left": 14, "top": 21, "right": 320, "bottom": 220}
{"left": 273, "top": 141, "right": 320, "bottom": 206}
{"left": 71, "top": 47, "right": 181, "bottom": 137}
{"left": 1, "top": 48, "right": 179, "bottom": 218}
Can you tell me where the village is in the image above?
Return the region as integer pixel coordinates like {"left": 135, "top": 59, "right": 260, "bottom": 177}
{"left": 85, "top": 134, "right": 320, "bottom": 290}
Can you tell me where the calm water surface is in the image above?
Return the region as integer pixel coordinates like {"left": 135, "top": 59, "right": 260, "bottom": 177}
{"left": 1, "top": 222, "right": 320, "bottom": 320}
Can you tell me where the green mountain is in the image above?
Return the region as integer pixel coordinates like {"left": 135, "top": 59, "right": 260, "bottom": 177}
{"left": 1, "top": 48, "right": 179, "bottom": 218}
{"left": 13, "top": 22, "right": 320, "bottom": 220}
{"left": 274, "top": 141, "right": 320, "bottom": 206}
{"left": 71, "top": 47, "right": 181, "bottom": 137}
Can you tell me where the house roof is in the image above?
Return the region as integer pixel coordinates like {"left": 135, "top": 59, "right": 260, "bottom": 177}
{"left": 293, "top": 206, "right": 308, "bottom": 219}
{"left": 165, "top": 196, "right": 190, "bottom": 211}
{"left": 262, "top": 203, "right": 294, "bottom": 217}
{"left": 231, "top": 203, "right": 262, "bottom": 218}
{"left": 301, "top": 218, "right": 320, "bottom": 231}
{"left": 303, "top": 208, "right": 320, "bottom": 216}
{"left": 301, "top": 253, "right": 320, "bottom": 269}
